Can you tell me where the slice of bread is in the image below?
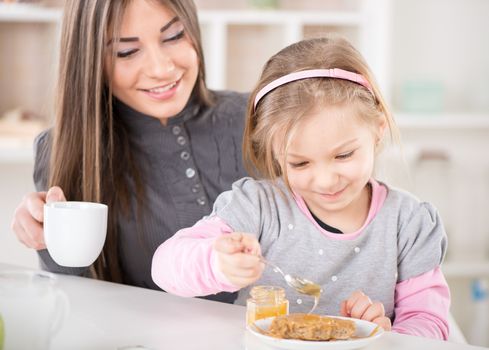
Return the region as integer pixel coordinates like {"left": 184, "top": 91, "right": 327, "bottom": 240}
{"left": 268, "top": 313, "right": 356, "bottom": 341}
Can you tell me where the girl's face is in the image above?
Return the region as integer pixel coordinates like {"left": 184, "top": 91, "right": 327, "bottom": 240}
{"left": 105, "top": 0, "right": 199, "bottom": 123}
{"left": 281, "top": 104, "right": 383, "bottom": 223}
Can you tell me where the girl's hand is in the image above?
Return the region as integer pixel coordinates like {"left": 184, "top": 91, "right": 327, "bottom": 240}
{"left": 213, "top": 232, "right": 263, "bottom": 288}
{"left": 340, "top": 290, "right": 392, "bottom": 331}
{"left": 11, "top": 186, "right": 66, "bottom": 250}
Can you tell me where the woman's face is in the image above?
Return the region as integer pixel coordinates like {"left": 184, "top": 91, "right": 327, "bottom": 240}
{"left": 105, "top": 0, "right": 199, "bottom": 123}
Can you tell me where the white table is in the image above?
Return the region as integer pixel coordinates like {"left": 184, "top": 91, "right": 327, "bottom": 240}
{"left": 1, "top": 263, "right": 487, "bottom": 350}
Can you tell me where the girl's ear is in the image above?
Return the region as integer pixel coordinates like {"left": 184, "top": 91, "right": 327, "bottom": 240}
{"left": 376, "top": 114, "right": 387, "bottom": 143}
{"left": 373, "top": 114, "right": 387, "bottom": 154}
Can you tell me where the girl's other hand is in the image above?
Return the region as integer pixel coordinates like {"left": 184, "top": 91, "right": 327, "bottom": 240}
{"left": 340, "top": 290, "right": 392, "bottom": 331}
{"left": 11, "top": 186, "right": 66, "bottom": 250}
{"left": 213, "top": 232, "right": 263, "bottom": 288}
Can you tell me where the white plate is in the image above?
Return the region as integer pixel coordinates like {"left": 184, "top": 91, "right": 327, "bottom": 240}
{"left": 247, "top": 315, "right": 384, "bottom": 350}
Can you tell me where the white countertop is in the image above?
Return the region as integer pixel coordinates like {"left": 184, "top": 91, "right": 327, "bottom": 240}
{"left": 0, "top": 263, "right": 486, "bottom": 350}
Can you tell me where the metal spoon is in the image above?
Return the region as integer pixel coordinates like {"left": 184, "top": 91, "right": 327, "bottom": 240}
{"left": 260, "top": 257, "right": 322, "bottom": 313}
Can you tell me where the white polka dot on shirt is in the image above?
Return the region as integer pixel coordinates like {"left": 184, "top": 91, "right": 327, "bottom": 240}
{"left": 297, "top": 298, "right": 302, "bottom": 304}
{"left": 288, "top": 224, "right": 294, "bottom": 230}
{"left": 318, "top": 249, "right": 324, "bottom": 255}
{"left": 354, "top": 247, "right": 360, "bottom": 253}
{"left": 331, "top": 275, "right": 338, "bottom": 282}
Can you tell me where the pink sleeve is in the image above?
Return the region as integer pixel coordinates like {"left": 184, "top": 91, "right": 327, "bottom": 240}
{"left": 392, "top": 266, "right": 450, "bottom": 340}
{"left": 151, "top": 216, "right": 241, "bottom": 297}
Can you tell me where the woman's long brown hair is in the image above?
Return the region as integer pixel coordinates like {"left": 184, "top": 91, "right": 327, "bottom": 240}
{"left": 49, "top": 0, "right": 212, "bottom": 281}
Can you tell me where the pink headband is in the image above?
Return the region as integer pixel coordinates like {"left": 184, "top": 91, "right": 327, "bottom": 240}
{"left": 253, "top": 68, "right": 374, "bottom": 110}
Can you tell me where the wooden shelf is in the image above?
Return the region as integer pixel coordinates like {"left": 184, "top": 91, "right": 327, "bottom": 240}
{"left": 0, "top": 7, "right": 362, "bottom": 25}
{"left": 0, "top": 3, "right": 62, "bottom": 23}
{"left": 198, "top": 10, "right": 363, "bottom": 25}
{"left": 0, "top": 136, "right": 34, "bottom": 165}
{"left": 197, "top": 6, "right": 388, "bottom": 91}
{"left": 0, "top": 144, "right": 33, "bottom": 164}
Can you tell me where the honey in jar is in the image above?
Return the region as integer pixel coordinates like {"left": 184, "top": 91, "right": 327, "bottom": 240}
{"left": 246, "top": 285, "right": 289, "bottom": 325}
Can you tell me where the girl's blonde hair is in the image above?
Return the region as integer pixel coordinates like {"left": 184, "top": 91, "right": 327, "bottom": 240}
{"left": 49, "top": 0, "right": 211, "bottom": 281}
{"left": 243, "top": 35, "right": 400, "bottom": 183}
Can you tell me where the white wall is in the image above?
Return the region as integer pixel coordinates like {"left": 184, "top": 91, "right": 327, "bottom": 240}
{"left": 391, "top": 0, "right": 489, "bottom": 113}
{"left": 389, "top": 1, "right": 489, "bottom": 345}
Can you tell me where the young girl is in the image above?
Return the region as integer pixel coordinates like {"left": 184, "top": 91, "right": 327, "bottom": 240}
{"left": 151, "top": 36, "right": 450, "bottom": 339}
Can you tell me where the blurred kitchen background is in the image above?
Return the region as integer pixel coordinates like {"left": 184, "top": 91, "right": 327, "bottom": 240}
{"left": 1, "top": 0, "right": 488, "bottom": 346}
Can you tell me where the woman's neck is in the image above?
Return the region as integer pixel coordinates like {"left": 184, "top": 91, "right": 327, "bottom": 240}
{"left": 113, "top": 95, "right": 200, "bottom": 132}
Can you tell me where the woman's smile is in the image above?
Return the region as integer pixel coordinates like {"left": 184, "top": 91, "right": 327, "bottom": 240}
{"left": 140, "top": 78, "right": 181, "bottom": 101}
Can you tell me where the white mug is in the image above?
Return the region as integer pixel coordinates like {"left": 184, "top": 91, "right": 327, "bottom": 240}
{"left": 0, "top": 270, "right": 70, "bottom": 350}
{"left": 44, "top": 201, "right": 108, "bottom": 267}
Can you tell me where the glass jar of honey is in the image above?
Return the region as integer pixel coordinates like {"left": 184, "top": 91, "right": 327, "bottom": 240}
{"left": 246, "top": 285, "right": 289, "bottom": 325}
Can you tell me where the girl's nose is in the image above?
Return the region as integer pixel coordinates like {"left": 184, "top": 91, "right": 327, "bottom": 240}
{"left": 144, "top": 47, "right": 175, "bottom": 79}
{"left": 313, "top": 165, "right": 339, "bottom": 192}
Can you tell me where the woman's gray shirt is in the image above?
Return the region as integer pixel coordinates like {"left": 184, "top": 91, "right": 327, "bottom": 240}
{"left": 33, "top": 91, "right": 248, "bottom": 303}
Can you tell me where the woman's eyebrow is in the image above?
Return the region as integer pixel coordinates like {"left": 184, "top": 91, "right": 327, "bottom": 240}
{"left": 107, "top": 36, "right": 137, "bottom": 45}
{"left": 161, "top": 16, "right": 179, "bottom": 32}
{"left": 107, "top": 16, "right": 180, "bottom": 46}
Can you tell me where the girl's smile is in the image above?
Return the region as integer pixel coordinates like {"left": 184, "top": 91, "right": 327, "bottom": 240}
{"left": 317, "top": 187, "right": 346, "bottom": 201}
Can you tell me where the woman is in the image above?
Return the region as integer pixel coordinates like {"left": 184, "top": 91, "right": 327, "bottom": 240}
{"left": 10, "top": 0, "right": 247, "bottom": 303}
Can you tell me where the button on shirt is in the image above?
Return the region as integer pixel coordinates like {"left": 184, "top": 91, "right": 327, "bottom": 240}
{"left": 185, "top": 168, "right": 196, "bottom": 178}
{"left": 33, "top": 91, "right": 249, "bottom": 303}
{"left": 172, "top": 126, "right": 181, "bottom": 135}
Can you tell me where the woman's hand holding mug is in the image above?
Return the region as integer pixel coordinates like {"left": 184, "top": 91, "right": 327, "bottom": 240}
{"left": 11, "top": 186, "right": 66, "bottom": 250}
{"left": 12, "top": 185, "right": 107, "bottom": 267}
